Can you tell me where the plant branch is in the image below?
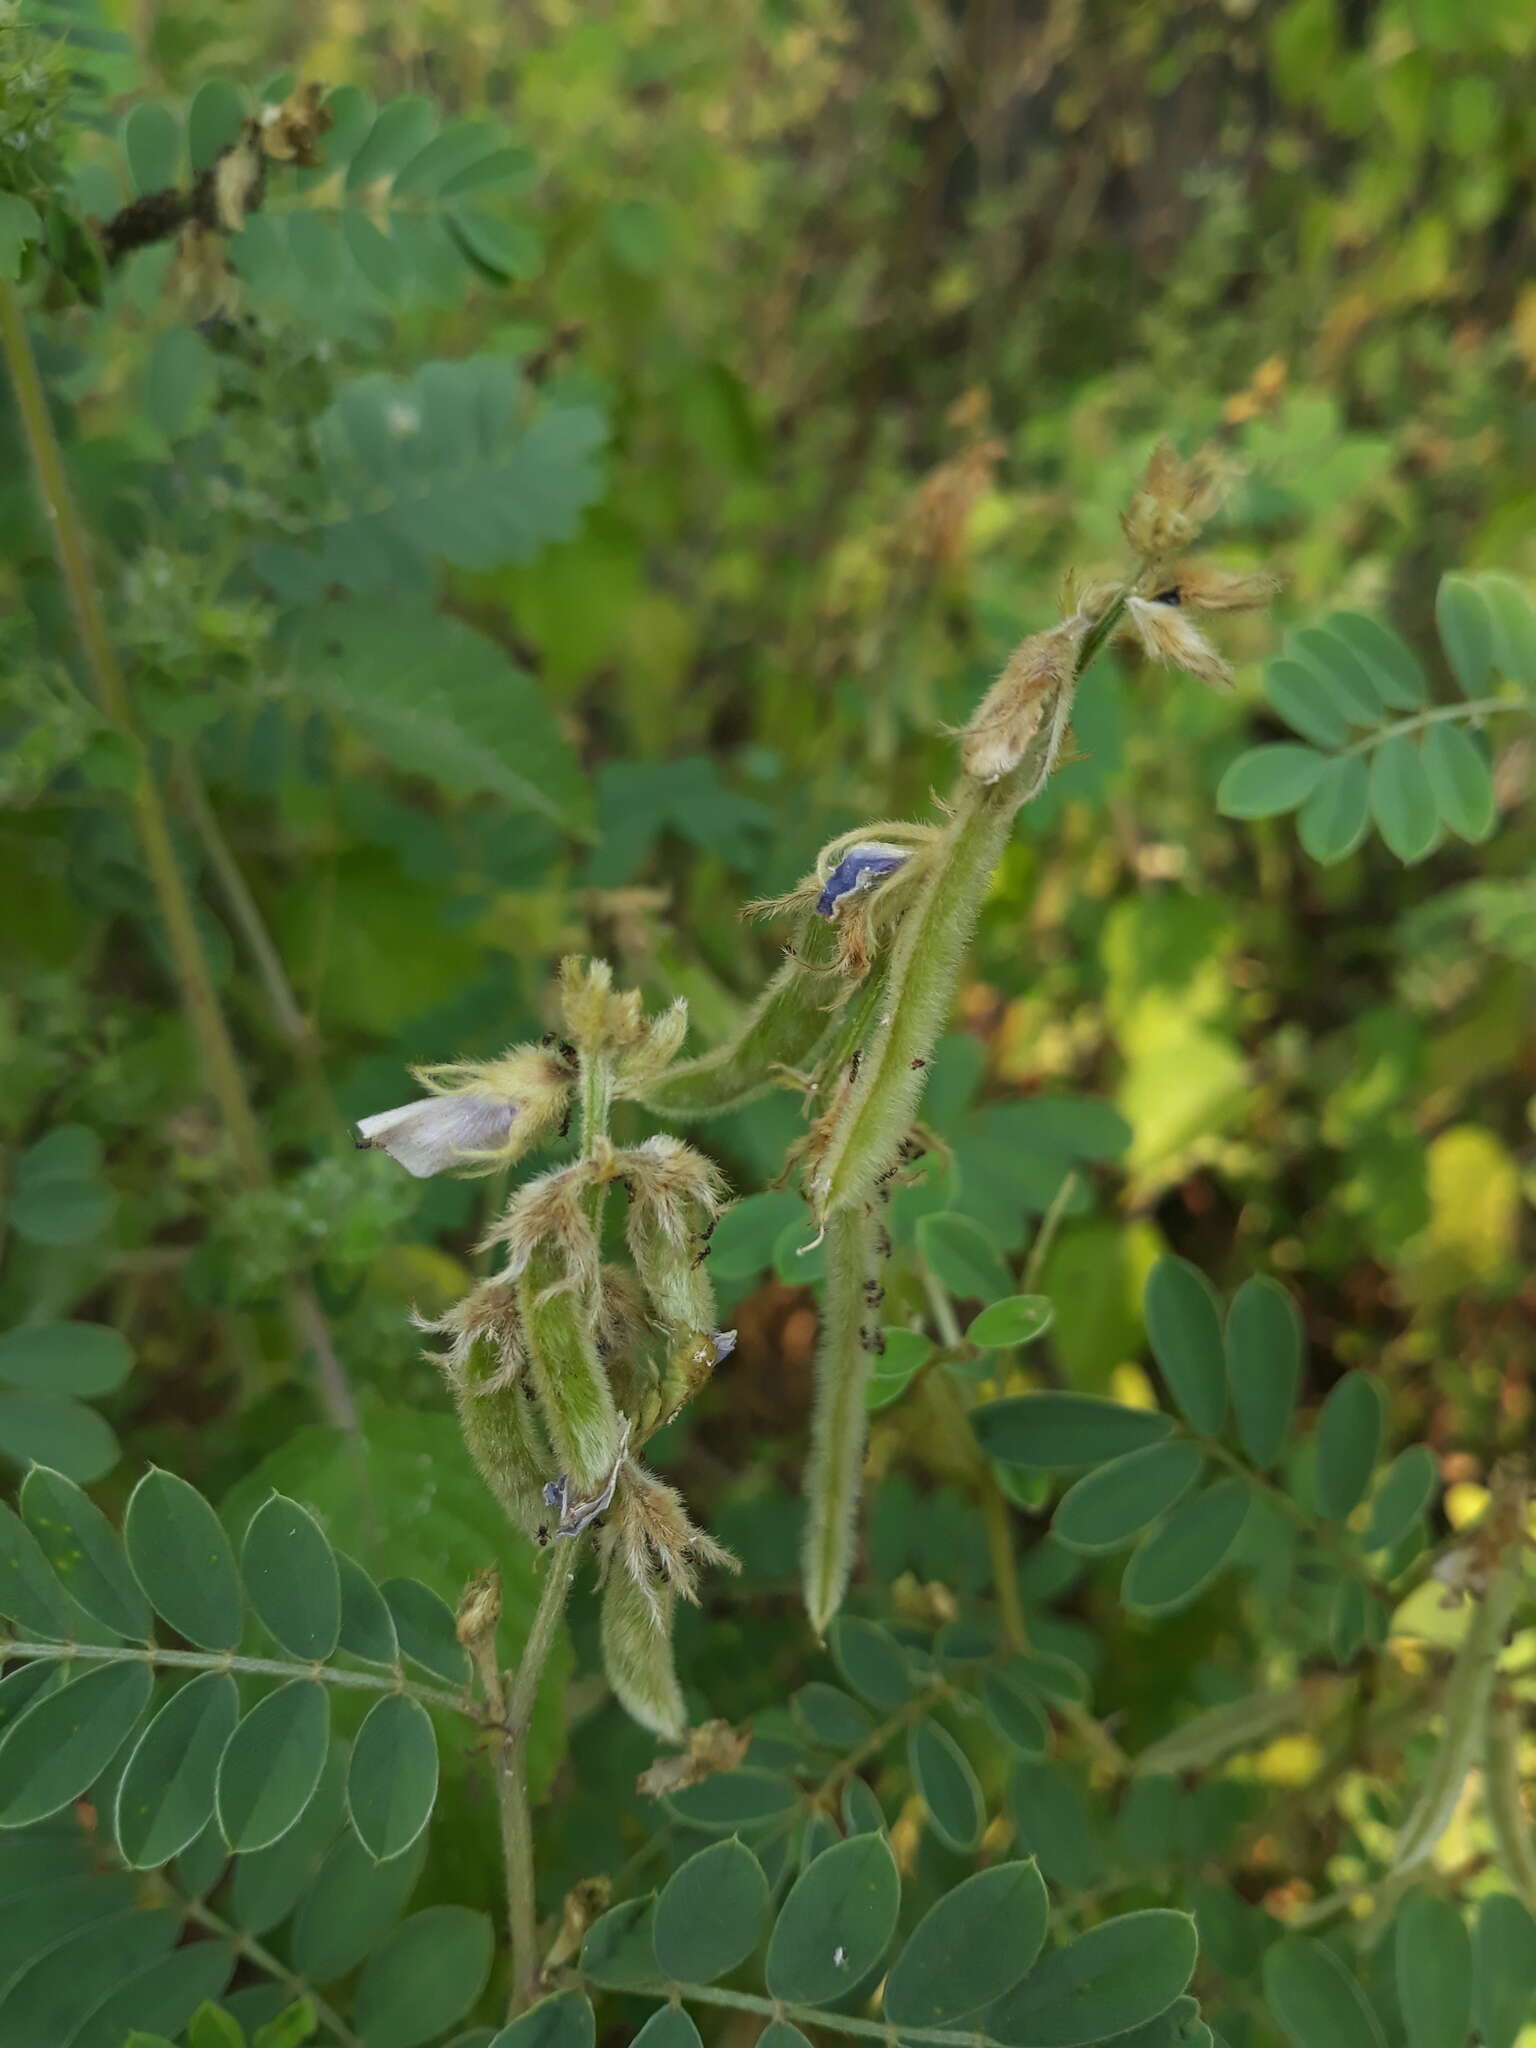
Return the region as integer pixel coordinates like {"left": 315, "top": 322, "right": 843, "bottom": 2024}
{"left": 586, "top": 1974, "right": 995, "bottom": 2047}
{"left": 1023, "top": 1169, "right": 1078, "bottom": 1292}
{"left": 501, "top": 1540, "right": 582, "bottom": 2016}
{"left": 179, "top": 1895, "right": 360, "bottom": 2046}
{"left": 920, "top": 1269, "right": 1029, "bottom": 1652}
{"left": 0, "top": 279, "right": 356, "bottom": 1432}
{"left": 1341, "top": 696, "right": 1523, "bottom": 755}
{"left": 0, "top": 1637, "right": 471, "bottom": 1715}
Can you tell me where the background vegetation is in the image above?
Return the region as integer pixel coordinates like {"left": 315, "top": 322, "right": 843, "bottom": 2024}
{"left": 2, "top": 1, "right": 1534, "bottom": 2045}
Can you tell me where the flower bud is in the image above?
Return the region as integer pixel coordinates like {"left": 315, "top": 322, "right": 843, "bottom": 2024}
{"left": 357, "top": 1045, "right": 573, "bottom": 1178}
{"left": 1119, "top": 440, "right": 1231, "bottom": 560}
{"left": 614, "top": 998, "right": 690, "bottom": 1094}
{"left": 559, "top": 956, "right": 645, "bottom": 1056}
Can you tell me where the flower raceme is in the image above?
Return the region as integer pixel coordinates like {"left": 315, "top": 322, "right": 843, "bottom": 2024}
{"left": 376, "top": 963, "right": 742, "bottom": 1740}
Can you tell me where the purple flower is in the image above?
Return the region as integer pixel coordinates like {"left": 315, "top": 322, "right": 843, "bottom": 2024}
{"left": 815, "top": 842, "right": 909, "bottom": 919}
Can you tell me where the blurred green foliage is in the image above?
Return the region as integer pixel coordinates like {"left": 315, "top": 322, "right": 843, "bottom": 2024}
{"left": 1, "top": 0, "right": 1535, "bottom": 2042}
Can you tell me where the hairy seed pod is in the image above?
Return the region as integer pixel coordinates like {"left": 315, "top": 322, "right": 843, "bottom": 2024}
{"left": 517, "top": 1241, "right": 622, "bottom": 1499}
{"left": 623, "top": 1138, "right": 727, "bottom": 1337}
{"left": 600, "top": 1564, "right": 686, "bottom": 1741}
{"left": 801, "top": 1202, "right": 881, "bottom": 1638}
{"left": 637, "top": 916, "right": 845, "bottom": 1118}
{"left": 451, "top": 1335, "right": 551, "bottom": 1538}
{"left": 806, "top": 779, "right": 1019, "bottom": 1222}
{"left": 808, "top": 600, "right": 1122, "bottom": 1223}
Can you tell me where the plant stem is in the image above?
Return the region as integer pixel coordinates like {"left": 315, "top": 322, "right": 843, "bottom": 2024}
{"left": 920, "top": 1272, "right": 1029, "bottom": 1651}
{"left": 501, "top": 1540, "right": 582, "bottom": 2016}
{"left": 0, "top": 281, "right": 265, "bottom": 1183}
{"left": 174, "top": 758, "right": 316, "bottom": 1059}
{"left": 587, "top": 1974, "right": 996, "bottom": 2047}
{"left": 180, "top": 1896, "right": 360, "bottom": 2046}
{"left": 1023, "top": 1168, "right": 1079, "bottom": 1292}
{"left": 1341, "top": 696, "right": 1523, "bottom": 755}
{"left": 0, "top": 1637, "right": 471, "bottom": 1714}
{"left": 0, "top": 281, "right": 356, "bottom": 1432}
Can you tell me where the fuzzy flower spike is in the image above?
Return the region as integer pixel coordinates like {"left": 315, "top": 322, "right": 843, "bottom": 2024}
{"left": 356, "top": 1042, "right": 575, "bottom": 1178}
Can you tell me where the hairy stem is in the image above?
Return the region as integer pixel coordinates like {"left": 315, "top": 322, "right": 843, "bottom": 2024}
{"left": 502, "top": 1541, "right": 581, "bottom": 2016}
{"left": 0, "top": 282, "right": 356, "bottom": 1431}
{"left": 802, "top": 1203, "right": 881, "bottom": 1637}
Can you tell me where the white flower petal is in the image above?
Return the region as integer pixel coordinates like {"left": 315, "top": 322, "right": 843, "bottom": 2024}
{"left": 355, "top": 1094, "right": 516, "bottom": 1177}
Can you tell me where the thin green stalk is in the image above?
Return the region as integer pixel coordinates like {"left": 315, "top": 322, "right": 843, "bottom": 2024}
{"left": 174, "top": 758, "right": 320, "bottom": 1061}
{"left": 0, "top": 1637, "right": 471, "bottom": 1715}
{"left": 1023, "top": 1168, "right": 1079, "bottom": 1291}
{"left": 1484, "top": 1694, "right": 1536, "bottom": 1909}
{"left": 1392, "top": 1473, "right": 1527, "bottom": 1874}
{"left": 597, "top": 1974, "right": 995, "bottom": 2047}
{"left": 502, "top": 1540, "right": 582, "bottom": 2016}
{"left": 1199, "top": 1437, "right": 1395, "bottom": 1602}
{"left": 179, "top": 1896, "right": 359, "bottom": 2047}
{"left": 0, "top": 281, "right": 356, "bottom": 1432}
{"left": 1341, "top": 696, "right": 1523, "bottom": 755}
{"left": 0, "top": 280, "right": 265, "bottom": 1183}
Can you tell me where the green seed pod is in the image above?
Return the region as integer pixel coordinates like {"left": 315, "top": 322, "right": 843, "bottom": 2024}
{"left": 452, "top": 1334, "right": 551, "bottom": 1539}
{"left": 806, "top": 595, "right": 1124, "bottom": 1222}
{"left": 623, "top": 1135, "right": 726, "bottom": 1336}
{"left": 637, "top": 916, "right": 845, "bottom": 1118}
{"left": 518, "top": 1241, "right": 623, "bottom": 1500}
{"left": 600, "top": 1565, "right": 686, "bottom": 1740}
{"left": 1392, "top": 1475, "right": 1526, "bottom": 1874}
{"left": 1485, "top": 1694, "right": 1536, "bottom": 1904}
{"left": 801, "top": 1202, "right": 880, "bottom": 1638}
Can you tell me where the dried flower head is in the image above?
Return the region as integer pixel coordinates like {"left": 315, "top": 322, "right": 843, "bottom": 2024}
{"left": 257, "top": 83, "right": 332, "bottom": 169}
{"left": 358, "top": 1044, "right": 573, "bottom": 1178}
{"left": 635, "top": 1718, "right": 753, "bottom": 1798}
{"left": 1161, "top": 563, "right": 1281, "bottom": 613}
{"left": 1123, "top": 593, "right": 1236, "bottom": 692}
{"left": 559, "top": 956, "right": 645, "bottom": 1055}
{"left": 542, "top": 1878, "right": 614, "bottom": 1976}
{"left": 454, "top": 1566, "right": 503, "bottom": 1651}
{"left": 961, "top": 619, "right": 1085, "bottom": 785}
{"left": 1120, "top": 440, "right": 1234, "bottom": 560}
